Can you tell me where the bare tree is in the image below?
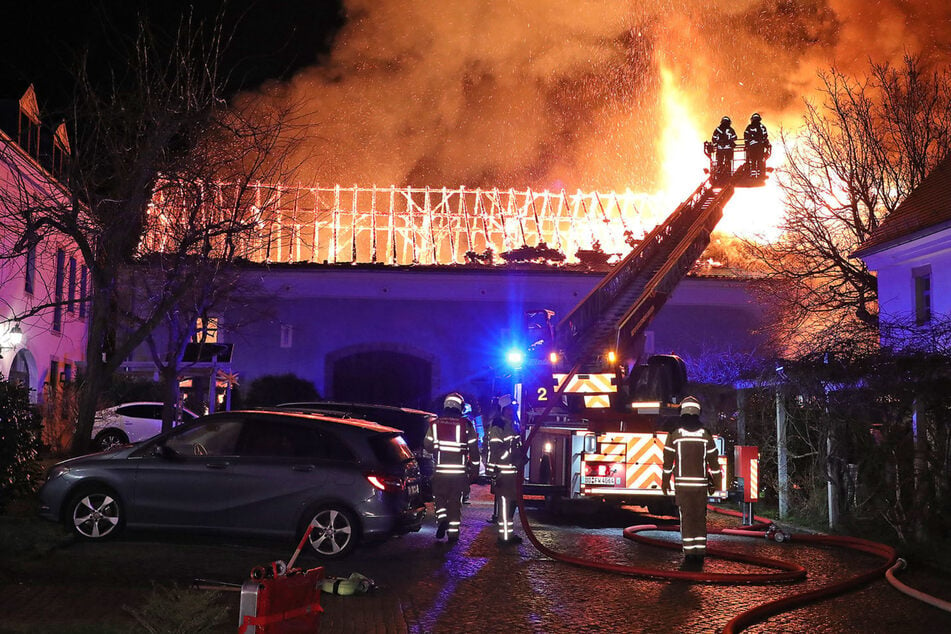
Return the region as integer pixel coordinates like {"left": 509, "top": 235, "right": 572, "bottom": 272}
{"left": 131, "top": 259, "right": 275, "bottom": 432}
{"left": 0, "top": 11, "right": 298, "bottom": 454}
{"left": 747, "top": 56, "right": 951, "bottom": 357}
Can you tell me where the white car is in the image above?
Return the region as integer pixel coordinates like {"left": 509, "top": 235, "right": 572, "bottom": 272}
{"left": 91, "top": 402, "right": 198, "bottom": 451}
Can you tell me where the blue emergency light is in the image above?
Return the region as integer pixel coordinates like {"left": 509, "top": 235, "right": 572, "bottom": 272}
{"left": 505, "top": 348, "right": 525, "bottom": 369}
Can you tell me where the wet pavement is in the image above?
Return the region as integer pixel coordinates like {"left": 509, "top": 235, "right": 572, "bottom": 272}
{"left": 2, "top": 484, "right": 950, "bottom": 633}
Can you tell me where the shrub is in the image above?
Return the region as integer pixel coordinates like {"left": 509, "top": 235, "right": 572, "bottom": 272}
{"left": 0, "top": 375, "right": 43, "bottom": 511}
{"left": 244, "top": 373, "right": 319, "bottom": 407}
{"left": 40, "top": 381, "right": 80, "bottom": 455}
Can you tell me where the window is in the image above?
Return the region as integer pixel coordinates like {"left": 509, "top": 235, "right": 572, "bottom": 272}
{"left": 165, "top": 420, "right": 243, "bottom": 457}
{"left": 49, "top": 360, "right": 59, "bottom": 389}
{"left": 18, "top": 110, "right": 41, "bottom": 158}
{"left": 24, "top": 245, "right": 36, "bottom": 294}
{"left": 67, "top": 257, "right": 77, "bottom": 313}
{"left": 52, "top": 122, "right": 70, "bottom": 182}
{"left": 18, "top": 86, "right": 42, "bottom": 159}
{"left": 118, "top": 404, "right": 162, "bottom": 419}
{"left": 195, "top": 316, "right": 218, "bottom": 343}
{"left": 79, "top": 266, "right": 88, "bottom": 318}
{"left": 913, "top": 266, "right": 932, "bottom": 326}
{"left": 53, "top": 249, "right": 65, "bottom": 332}
{"left": 280, "top": 324, "right": 294, "bottom": 348}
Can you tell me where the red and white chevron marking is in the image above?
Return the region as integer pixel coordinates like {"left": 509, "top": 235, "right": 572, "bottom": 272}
{"left": 596, "top": 433, "right": 667, "bottom": 491}
{"left": 750, "top": 458, "right": 759, "bottom": 501}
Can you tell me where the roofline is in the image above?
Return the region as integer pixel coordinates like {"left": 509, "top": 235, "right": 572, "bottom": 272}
{"left": 853, "top": 218, "right": 951, "bottom": 259}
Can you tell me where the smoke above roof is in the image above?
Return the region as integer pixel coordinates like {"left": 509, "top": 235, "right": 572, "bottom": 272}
{"left": 237, "top": 0, "right": 951, "bottom": 193}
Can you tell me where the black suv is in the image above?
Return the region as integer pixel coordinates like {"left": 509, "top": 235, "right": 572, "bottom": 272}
{"left": 276, "top": 402, "right": 437, "bottom": 499}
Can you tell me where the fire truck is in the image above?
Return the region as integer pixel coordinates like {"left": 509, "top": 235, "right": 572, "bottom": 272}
{"left": 512, "top": 145, "right": 769, "bottom": 514}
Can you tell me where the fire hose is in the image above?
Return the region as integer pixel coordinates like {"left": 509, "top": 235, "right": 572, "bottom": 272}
{"left": 511, "top": 433, "right": 910, "bottom": 633}
{"left": 885, "top": 558, "right": 951, "bottom": 614}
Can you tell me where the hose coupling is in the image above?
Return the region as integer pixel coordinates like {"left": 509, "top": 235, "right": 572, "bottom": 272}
{"left": 765, "top": 525, "right": 789, "bottom": 542}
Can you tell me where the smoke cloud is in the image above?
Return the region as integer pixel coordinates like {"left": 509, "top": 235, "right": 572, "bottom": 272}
{"left": 240, "top": 0, "right": 951, "bottom": 193}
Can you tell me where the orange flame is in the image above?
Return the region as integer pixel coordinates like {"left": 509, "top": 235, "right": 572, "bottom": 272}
{"left": 657, "top": 66, "right": 786, "bottom": 241}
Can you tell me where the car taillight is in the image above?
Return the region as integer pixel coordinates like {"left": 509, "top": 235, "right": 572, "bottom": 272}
{"left": 366, "top": 473, "right": 404, "bottom": 492}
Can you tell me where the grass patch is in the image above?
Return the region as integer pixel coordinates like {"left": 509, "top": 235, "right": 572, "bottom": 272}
{"left": 124, "top": 583, "right": 230, "bottom": 634}
{"left": 0, "top": 513, "right": 72, "bottom": 560}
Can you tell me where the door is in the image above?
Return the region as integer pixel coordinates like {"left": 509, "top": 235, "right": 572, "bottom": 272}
{"left": 130, "top": 419, "right": 242, "bottom": 530}
{"left": 332, "top": 350, "right": 431, "bottom": 408}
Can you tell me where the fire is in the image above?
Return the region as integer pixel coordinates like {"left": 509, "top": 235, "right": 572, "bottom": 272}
{"left": 657, "top": 66, "right": 786, "bottom": 242}
{"left": 658, "top": 66, "right": 707, "bottom": 201}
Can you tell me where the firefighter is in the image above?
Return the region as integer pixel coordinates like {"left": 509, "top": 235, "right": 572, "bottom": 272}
{"left": 424, "top": 392, "right": 479, "bottom": 542}
{"left": 743, "top": 112, "right": 770, "bottom": 178}
{"left": 485, "top": 395, "right": 523, "bottom": 544}
{"left": 710, "top": 116, "right": 737, "bottom": 183}
{"left": 661, "top": 396, "right": 721, "bottom": 562}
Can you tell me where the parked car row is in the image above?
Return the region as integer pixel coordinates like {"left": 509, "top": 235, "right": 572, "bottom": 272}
{"left": 41, "top": 408, "right": 428, "bottom": 558}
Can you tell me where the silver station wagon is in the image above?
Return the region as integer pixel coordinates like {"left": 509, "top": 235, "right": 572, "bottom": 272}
{"left": 39, "top": 410, "right": 425, "bottom": 558}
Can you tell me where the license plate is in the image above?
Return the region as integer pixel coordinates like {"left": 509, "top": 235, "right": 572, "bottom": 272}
{"left": 583, "top": 476, "right": 617, "bottom": 485}
{"left": 408, "top": 484, "right": 419, "bottom": 496}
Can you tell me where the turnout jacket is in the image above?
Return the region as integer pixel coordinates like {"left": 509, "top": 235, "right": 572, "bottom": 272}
{"left": 712, "top": 124, "right": 737, "bottom": 150}
{"left": 662, "top": 419, "right": 721, "bottom": 496}
{"left": 424, "top": 415, "right": 478, "bottom": 476}
{"left": 484, "top": 419, "right": 521, "bottom": 471}
{"left": 744, "top": 122, "right": 769, "bottom": 146}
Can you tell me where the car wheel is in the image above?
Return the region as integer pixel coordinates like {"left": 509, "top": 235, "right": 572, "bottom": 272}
{"left": 67, "top": 488, "right": 124, "bottom": 540}
{"left": 94, "top": 429, "right": 129, "bottom": 451}
{"left": 303, "top": 505, "right": 358, "bottom": 558}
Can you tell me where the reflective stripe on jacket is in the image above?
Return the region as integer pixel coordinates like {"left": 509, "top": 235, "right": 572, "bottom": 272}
{"left": 662, "top": 424, "right": 720, "bottom": 491}
{"left": 485, "top": 422, "right": 520, "bottom": 474}
{"left": 424, "top": 416, "right": 476, "bottom": 475}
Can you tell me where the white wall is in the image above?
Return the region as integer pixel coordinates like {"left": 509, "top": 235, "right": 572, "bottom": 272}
{"left": 0, "top": 131, "right": 87, "bottom": 400}
{"left": 860, "top": 225, "right": 951, "bottom": 348}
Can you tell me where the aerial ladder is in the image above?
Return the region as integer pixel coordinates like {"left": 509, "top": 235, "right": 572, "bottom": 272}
{"left": 514, "top": 146, "right": 769, "bottom": 512}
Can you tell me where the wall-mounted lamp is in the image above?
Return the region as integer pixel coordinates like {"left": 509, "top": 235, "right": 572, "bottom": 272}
{"left": 1, "top": 323, "right": 24, "bottom": 350}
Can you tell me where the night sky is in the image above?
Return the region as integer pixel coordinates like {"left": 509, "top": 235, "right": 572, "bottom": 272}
{"left": 0, "top": 0, "right": 345, "bottom": 114}
{"left": 4, "top": 1, "right": 950, "bottom": 193}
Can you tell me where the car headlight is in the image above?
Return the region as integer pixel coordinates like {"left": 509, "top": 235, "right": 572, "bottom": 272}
{"left": 45, "top": 465, "right": 70, "bottom": 482}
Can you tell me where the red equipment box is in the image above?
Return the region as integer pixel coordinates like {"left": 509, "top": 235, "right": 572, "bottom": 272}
{"left": 238, "top": 567, "right": 323, "bottom": 634}
{"left": 734, "top": 445, "right": 760, "bottom": 503}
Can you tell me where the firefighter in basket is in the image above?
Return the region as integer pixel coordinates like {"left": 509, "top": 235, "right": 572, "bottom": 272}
{"left": 484, "top": 394, "right": 523, "bottom": 544}
{"left": 743, "top": 112, "right": 771, "bottom": 178}
{"left": 705, "top": 115, "right": 737, "bottom": 184}
{"left": 424, "top": 392, "right": 479, "bottom": 543}
{"left": 661, "top": 396, "right": 721, "bottom": 563}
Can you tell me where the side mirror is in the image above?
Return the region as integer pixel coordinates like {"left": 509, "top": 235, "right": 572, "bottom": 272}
{"left": 583, "top": 434, "right": 597, "bottom": 454}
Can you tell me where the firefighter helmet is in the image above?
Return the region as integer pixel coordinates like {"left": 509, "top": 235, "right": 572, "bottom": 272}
{"left": 720, "top": 116, "right": 731, "bottom": 126}
{"left": 443, "top": 392, "right": 465, "bottom": 413}
{"left": 751, "top": 112, "right": 761, "bottom": 123}
{"left": 680, "top": 395, "right": 701, "bottom": 416}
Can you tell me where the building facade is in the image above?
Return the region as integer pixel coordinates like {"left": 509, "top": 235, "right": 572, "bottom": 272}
{"left": 121, "top": 264, "right": 767, "bottom": 412}
{"left": 0, "top": 86, "right": 87, "bottom": 411}
{"left": 854, "top": 156, "right": 951, "bottom": 351}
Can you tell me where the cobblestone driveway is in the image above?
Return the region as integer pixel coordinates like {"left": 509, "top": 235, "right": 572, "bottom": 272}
{"left": 2, "top": 484, "right": 950, "bottom": 633}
